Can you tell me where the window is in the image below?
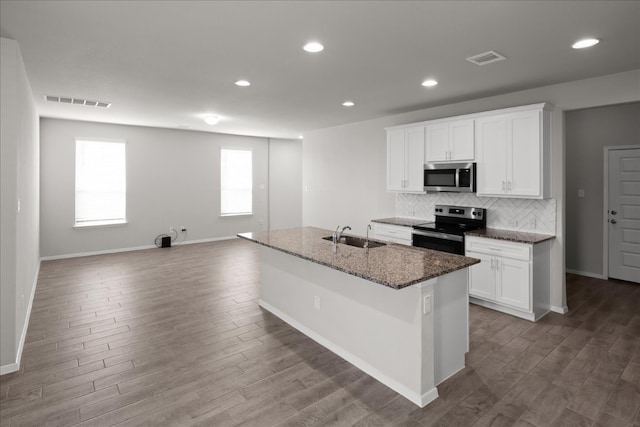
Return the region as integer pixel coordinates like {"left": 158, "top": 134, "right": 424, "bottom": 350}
{"left": 75, "top": 139, "right": 126, "bottom": 227}
{"left": 220, "top": 148, "right": 252, "bottom": 215}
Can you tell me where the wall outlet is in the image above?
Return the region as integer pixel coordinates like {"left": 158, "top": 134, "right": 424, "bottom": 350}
{"left": 529, "top": 218, "right": 537, "bottom": 229}
{"left": 314, "top": 296, "right": 321, "bottom": 311}
{"left": 423, "top": 295, "right": 431, "bottom": 315}
{"left": 578, "top": 189, "right": 585, "bottom": 198}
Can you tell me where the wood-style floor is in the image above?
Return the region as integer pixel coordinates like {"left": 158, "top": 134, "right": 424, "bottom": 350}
{"left": 1, "top": 239, "right": 639, "bottom": 427}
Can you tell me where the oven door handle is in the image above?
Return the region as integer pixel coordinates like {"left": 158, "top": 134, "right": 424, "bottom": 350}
{"left": 412, "top": 229, "right": 464, "bottom": 242}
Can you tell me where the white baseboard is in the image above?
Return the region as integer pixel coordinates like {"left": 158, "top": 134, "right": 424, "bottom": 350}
{"left": 259, "top": 299, "right": 439, "bottom": 408}
{"left": 566, "top": 269, "right": 606, "bottom": 280}
{"left": 40, "top": 236, "right": 238, "bottom": 261}
{"left": 0, "top": 259, "right": 40, "bottom": 376}
{"left": 469, "top": 297, "right": 539, "bottom": 322}
{"left": 550, "top": 305, "right": 569, "bottom": 314}
{"left": 41, "top": 244, "right": 156, "bottom": 261}
{"left": 179, "top": 236, "right": 237, "bottom": 245}
{"left": 0, "top": 361, "right": 19, "bottom": 376}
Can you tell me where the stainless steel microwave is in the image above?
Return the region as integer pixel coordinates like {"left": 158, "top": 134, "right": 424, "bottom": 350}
{"left": 424, "top": 162, "right": 476, "bottom": 193}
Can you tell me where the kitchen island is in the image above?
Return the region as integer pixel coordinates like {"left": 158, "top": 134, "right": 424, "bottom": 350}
{"left": 238, "top": 227, "right": 479, "bottom": 407}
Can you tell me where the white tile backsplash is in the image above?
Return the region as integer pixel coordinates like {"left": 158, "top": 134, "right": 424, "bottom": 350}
{"left": 396, "top": 193, "right": 556, "bottom": 235}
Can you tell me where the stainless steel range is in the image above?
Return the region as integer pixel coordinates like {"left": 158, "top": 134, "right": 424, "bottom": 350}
{"left": 412, "top": 205, "right": 486, "bottom": 255}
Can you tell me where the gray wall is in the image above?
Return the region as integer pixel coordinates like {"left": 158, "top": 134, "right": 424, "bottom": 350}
{"left": 0, "top": 38, "right": 40, "bottom": 371}
{"left": 565, "top": 102, "right": 640, "bottom": 277}
{"left": 303, "top": 69, "right": 640, "bottom": 314}
{"left": 40, "top": 119, "right": 275, "bottom": 257}
{"left": 269, "top": 138, "right": 302, "bottom": 230}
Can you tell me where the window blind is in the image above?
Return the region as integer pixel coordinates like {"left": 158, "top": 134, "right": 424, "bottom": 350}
{"left": 220, "top": 148, "right": 252, "bottom": 215}
{"left": 75, "top": 139, "right": 126, "bottom": 226}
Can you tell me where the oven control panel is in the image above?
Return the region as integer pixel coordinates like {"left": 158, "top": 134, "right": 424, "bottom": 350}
{"left": 435, "top": 205, "right": 485, "bottom": 220}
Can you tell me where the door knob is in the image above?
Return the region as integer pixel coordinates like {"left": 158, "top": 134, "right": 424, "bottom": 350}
{"left": 611, "top": 211, "right": 617, "bottom": 215}
{"left": 611, "top": 219, "right": 617, "bottom": 224}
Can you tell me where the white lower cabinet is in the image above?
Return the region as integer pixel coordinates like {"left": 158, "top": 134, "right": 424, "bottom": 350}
{"left": 372, "top": 223, "right": 412, "bottom": 246}
{"left": 466, "top": 236, "right": 551, "bottom": 321}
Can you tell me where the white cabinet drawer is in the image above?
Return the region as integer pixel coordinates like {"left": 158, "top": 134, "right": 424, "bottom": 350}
{"left": 465, "top": 236, "right": 531, "bottom": 261}
{"left": 373, "top": 223, "right": 412, "bottom": 244}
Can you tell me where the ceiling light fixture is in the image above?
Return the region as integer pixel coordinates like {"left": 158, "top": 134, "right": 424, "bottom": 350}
{"left": 421, "top": 79, "right": 438, "bottom": 87}
{"left": 572, "top": 38, "right": 600, "bottom": 49}
{"left": 235, "top": 80, "right": 251, "bottom": 87}
{"left": 203, "top": 115, "right": 220, "bottom": 125}
{"left": 303, "top": 41, "right": 324, "bottom": 53}
{"left": 342, "top": 101, "right": 355, "bottom": 107}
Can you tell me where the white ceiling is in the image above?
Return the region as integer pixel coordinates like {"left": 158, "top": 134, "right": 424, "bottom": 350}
{"left": 1, "top": 1, "right": 638, "bottom": 139}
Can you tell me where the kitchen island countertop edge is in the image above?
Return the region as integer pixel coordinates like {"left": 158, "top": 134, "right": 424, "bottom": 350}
{"left": 238, "top": 226, "right": 479, "bottom": 290}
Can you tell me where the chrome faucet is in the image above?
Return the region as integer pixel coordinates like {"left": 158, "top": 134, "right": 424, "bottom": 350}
{"left": 336, "top": 225, "right": 351, "bottom": 242}
{"left": 332, "top": 225, "right": 340, "bottom": 245}
{"left": 365, "top": 224, "right": 372, "bottom": 248}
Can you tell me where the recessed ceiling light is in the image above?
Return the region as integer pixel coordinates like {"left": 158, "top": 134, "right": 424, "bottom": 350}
{"left": 572, "top": 38, "right": 600, "bottom": 49}
{"left": 203, "top": 115, "right": 220, "bottom": 125}
{"left": 342, "top": 101, "right": 355, "bottom": 107}
{"left": 235, "top": 80, "right": 251, "bottom": 87}
{"left": 422, "top": 79, "right": 438, "bottom": 87}
{"left": 298, "top": 135, "right": 304, "bottom": 139}
{"left": 303, "top": 41, "right": 324, "bottom": 53}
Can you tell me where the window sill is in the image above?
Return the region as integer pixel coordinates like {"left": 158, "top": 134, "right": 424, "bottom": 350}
{"left": 219, "top": 213, "right": 253, "bottom": 218}
{"left": 74, "top": 220, "right": 128, "bottom": 229}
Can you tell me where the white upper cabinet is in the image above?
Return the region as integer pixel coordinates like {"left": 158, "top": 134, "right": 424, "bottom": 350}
{"left": 386, "top": 126, "right": 425, "bottom": 193}
{"left": 425, "top": 119, "right": 475, "bottom": 163}
{"left": 476, "top": 104, "right": 551, "bottom": 199}
{"left": 387, "top": 129, "right": 406, "bottom": 192}
{"left": 387, "top": 103, "right": 551, "bottom": 198}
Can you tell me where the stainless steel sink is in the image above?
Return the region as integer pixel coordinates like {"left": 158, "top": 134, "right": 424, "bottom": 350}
{"left": 322, "top": 235, "right": 386, "bottom": 249}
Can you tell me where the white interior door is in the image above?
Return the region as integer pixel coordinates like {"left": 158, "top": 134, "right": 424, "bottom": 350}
{"left": 608, "top": 148, "right": 640, "bottom": 283}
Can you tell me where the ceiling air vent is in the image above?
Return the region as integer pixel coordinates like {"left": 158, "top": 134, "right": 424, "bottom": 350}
{"left": 466, "top": 50, "right": 506, "bottom": 66}
{"left": 44, "top": 95, "right": 111, "bottom": 108}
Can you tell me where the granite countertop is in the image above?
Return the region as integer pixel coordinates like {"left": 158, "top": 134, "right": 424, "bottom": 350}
{"left": 238, "top": 226, "right": 479, "bottom": 290}
{"left": 465, "top": 228, "right": 555, "bottom": 244}
{"left": 371, "top": 217, "right": 430, "bottom": 227}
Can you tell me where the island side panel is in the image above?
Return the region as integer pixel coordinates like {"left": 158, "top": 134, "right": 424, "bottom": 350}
{"left": 258, "top": 246, "right": 438, "bottom": 407}
{"left": 432, "top": 267, "right": 470, "bottom": 384}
